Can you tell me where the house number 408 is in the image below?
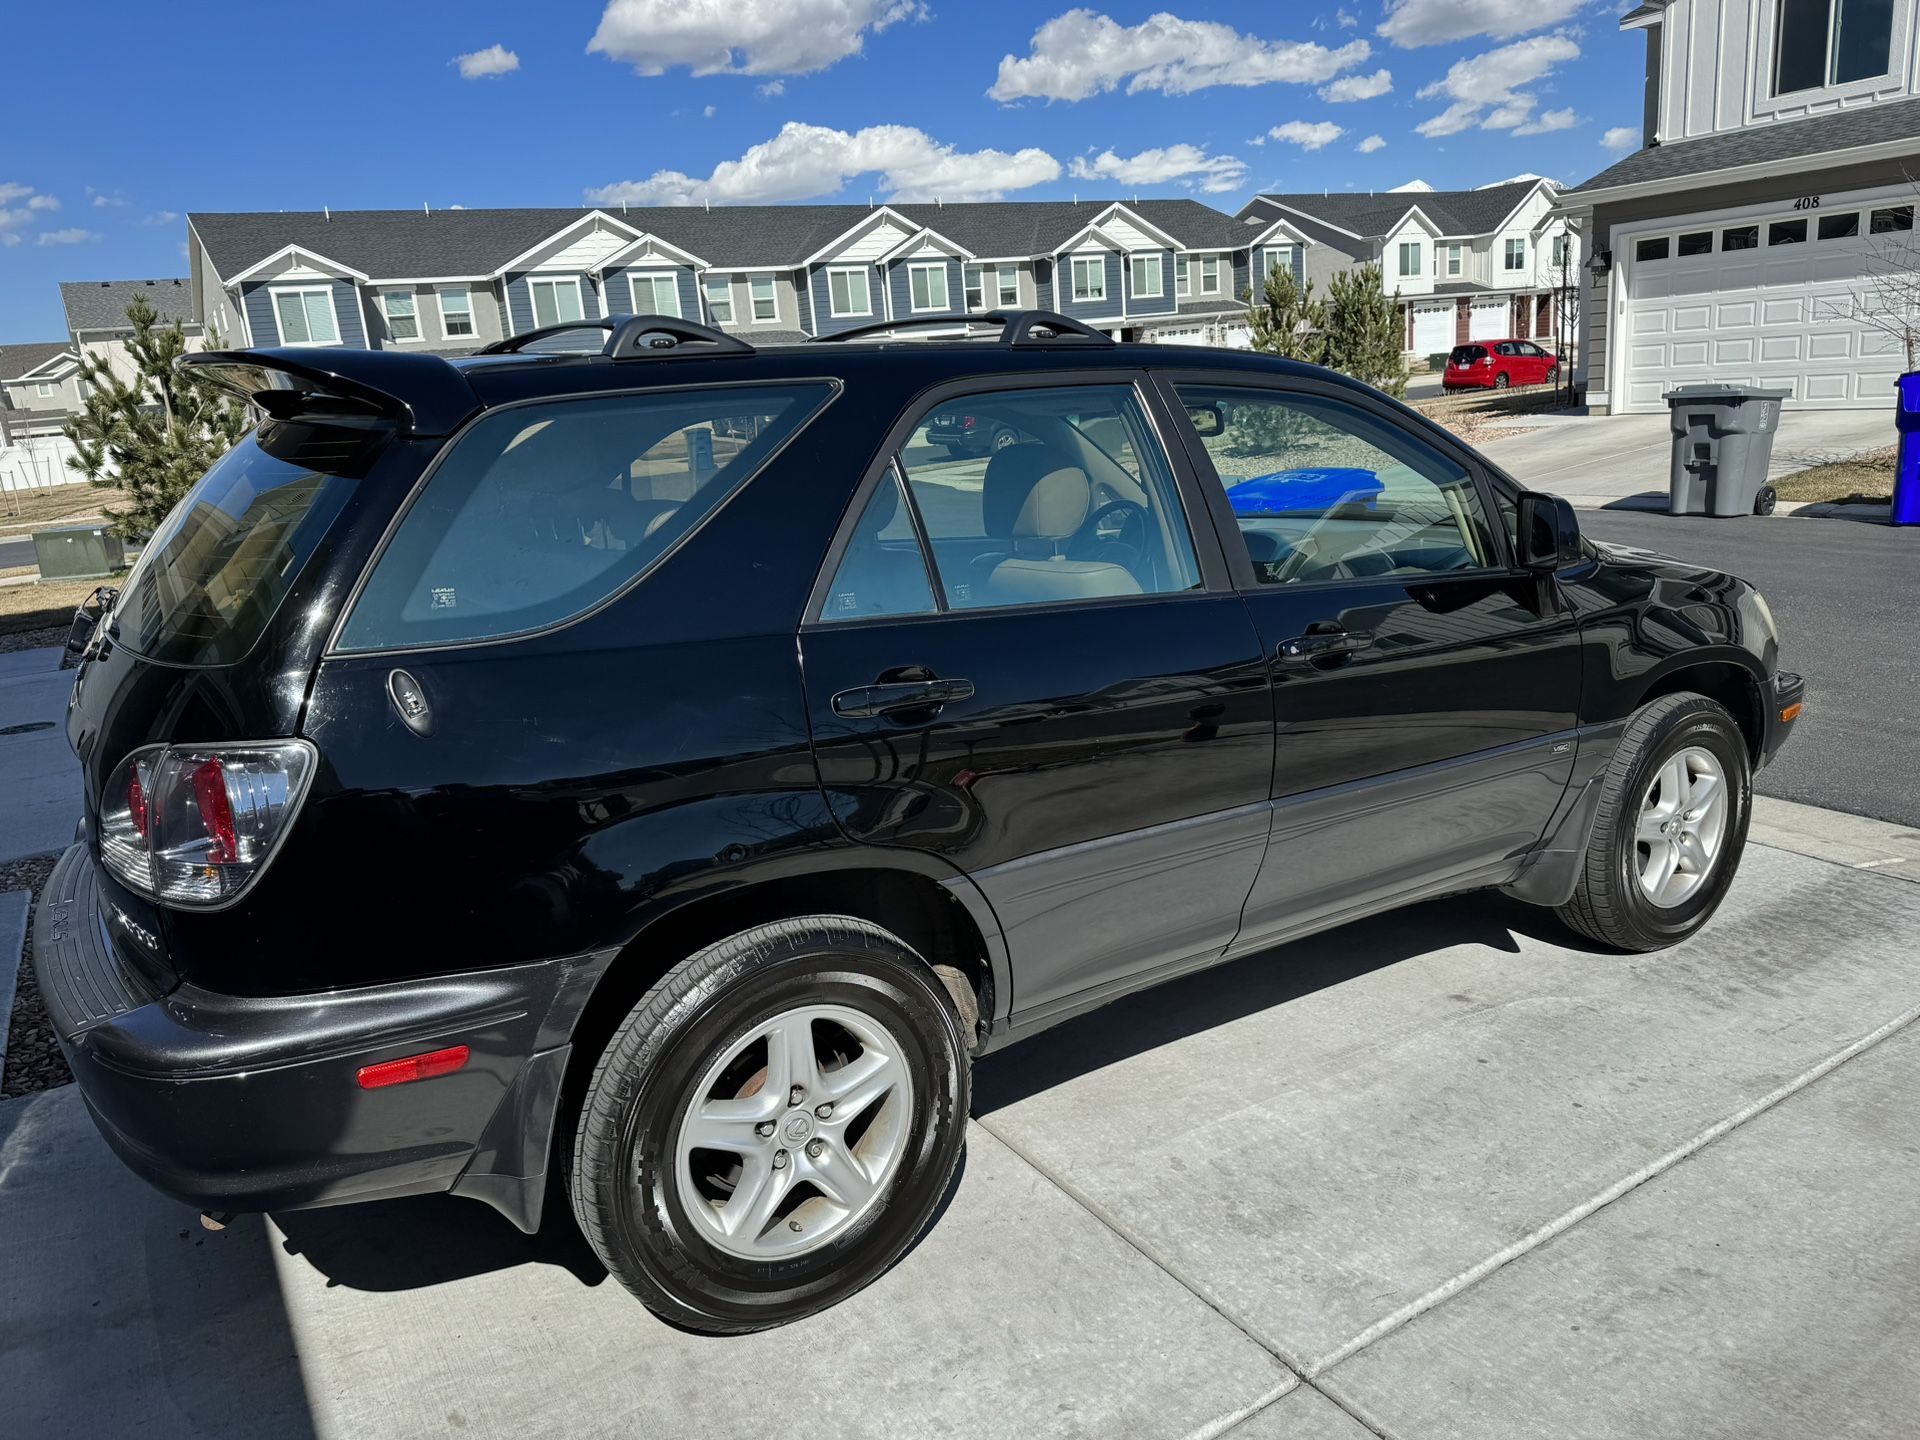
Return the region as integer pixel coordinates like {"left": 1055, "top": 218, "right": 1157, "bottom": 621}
{"left": 1792, "top": 196, "right": 1822, "bottom": 210}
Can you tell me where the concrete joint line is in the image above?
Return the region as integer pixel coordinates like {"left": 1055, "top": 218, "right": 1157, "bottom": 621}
{"left": 1307, "top": 998, "right": 1920, "bottom": 1379}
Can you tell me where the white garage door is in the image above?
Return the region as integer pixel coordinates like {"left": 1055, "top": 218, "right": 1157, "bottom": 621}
{"left": 1469, "top": 298, "right": 1509, "bottom": 341}
{"left": 1619, "top": 199, "right": 1910, "bottom": 412}
{"left": 1411, "top": 302, "right": 1452, "bottom": 355}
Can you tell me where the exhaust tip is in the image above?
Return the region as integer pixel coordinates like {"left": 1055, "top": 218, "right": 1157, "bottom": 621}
{"left": 199, "top": 1210, "right": 235, "bottom": 1232}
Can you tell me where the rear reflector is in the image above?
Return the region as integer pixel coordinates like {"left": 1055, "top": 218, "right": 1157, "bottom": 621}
{"left": 356, "top": 1045, "right": 471, "bottom": 1089}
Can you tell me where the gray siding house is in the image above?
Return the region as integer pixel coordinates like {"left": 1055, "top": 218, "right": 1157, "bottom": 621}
{"left": 59, "top": 277, "right": 209, "bottom": 391}
{"left": 0, "top": 342, "right": 83, "bottom": 439}
{"left": 185, "top": 198, "right": 1273, "bottom": 354}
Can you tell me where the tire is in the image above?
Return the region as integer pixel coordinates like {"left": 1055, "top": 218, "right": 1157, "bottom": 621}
{"left": 1754, "top": 485, "right": 1777, "bottom": 517}
{"left": 990, "top": 425, "right": 1018, "bottom": 452}
{"left": 1555, "top": 693, "right": 1752, "bottom": 951}
{"left": 1545, "top": 365, "right": 1560, "bottom": 386}
{"left": 1493, "top": 372, "right": 1511, "bottom": 390}
{"left": 570, "top": 917, "right": 970, "bottom": 1332}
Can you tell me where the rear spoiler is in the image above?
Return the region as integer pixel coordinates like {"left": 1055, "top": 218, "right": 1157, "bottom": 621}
{"left": 179, "top": 348, "right": 482, "bottom": 437}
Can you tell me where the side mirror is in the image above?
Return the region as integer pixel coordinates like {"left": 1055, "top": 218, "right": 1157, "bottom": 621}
{"left": 1516, "top": 491, "right": 1582, "bottom": 570}
{"left": 1185, "top": 403, "right": 1226, "bottom": 437}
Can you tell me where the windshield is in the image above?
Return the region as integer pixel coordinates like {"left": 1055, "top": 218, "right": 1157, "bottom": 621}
{"left": 107, "top": 419, "right": 385, "bottom": 667}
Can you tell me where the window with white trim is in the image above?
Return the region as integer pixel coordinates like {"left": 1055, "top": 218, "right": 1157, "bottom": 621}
{"left": 1504, "top": 238, "right": 1527, "bottom": 271}
{"left": 270, "top": 286, "right": 341, "bottom": 346}
{"left": 1445, "top": 244, "right": 1464, "bottom": 277}
{"left": 37, "top": 381, "right": 55, "bottom": 397}
{"left": 1129, "top": 253, "right": 1163, "bottom": 298}
{"left": 1775, "top": 0, "right": 1896, "bottom": 94}
{"left": 1550, "top": 234, "right": 1571, "bottom": 269}
{"left": 529, "top": 276, "right": 585, "bottom": 328}
{"left": 382, "top": 290, "right": 420, "bottom": 342}
{"left": 1175, "top": 255, "right": 1191, "bottom": 296}
{"left": 1070, "top": 254, "right": 1106, "bottom": 303}
{"left": 996, "top": 265, "right": 1020, "bottom": 307}
{"left": 1199, "top": 256, "right": 1221, "bottom": 294}
{"left": 908, "top": 262, "right": 949, "bottom": 312}
{"left": 703, "top": 276, "right": 733, "bottom": 325}
{"left": 749, "top": 275, "right": 778, "bottom": 322}
{"left": 631, "top": 271, "right": 681, "bottom": 317}
{"left": 963, "top": 264, "right": 986, "bottom": 311}
{"left": 827, "top": 267, "right": 871, "bottom": 318}
{"left": 1397, "top": 242, "right": 1422, "bottom": 278}
{"left": 438, "top": 287, "right": 475, "bottom": 338}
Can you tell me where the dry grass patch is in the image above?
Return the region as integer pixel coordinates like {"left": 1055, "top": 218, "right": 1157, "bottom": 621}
{"left": 1773, "top": 446, "right": 1895, "bottom": 505}
{"left": 0, "top": 482, "right": 124, "bottom": 532}
{"left": 0, "top": 570, "right": 127, "bottom": 634}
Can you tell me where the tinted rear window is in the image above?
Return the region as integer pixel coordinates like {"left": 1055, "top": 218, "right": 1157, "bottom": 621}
{"left": 108, "top": 420, "right": 385, "bottom": 667}
{"left": 335, "top": 383, "right": 833, "bottom": 652}
{"left": 1449, "top": 345, "right": 1486, "bottom": 364}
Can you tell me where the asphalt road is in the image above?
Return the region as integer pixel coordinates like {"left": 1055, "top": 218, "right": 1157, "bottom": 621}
{"left": 0, "top": 535, "right": 37, "bottom": 569}
{"left": 1581, "top": 509, "right": 1920, "bottom": 829}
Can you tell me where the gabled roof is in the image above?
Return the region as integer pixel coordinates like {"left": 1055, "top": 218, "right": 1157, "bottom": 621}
{"left": 1565, "top": 94, "right": 1920, "bottom": 197}
{"left": 59, "top": 278, "right": 200, "bottom": 334}
{"left": 189, "top": 198, "right": 1265, "bottom": 283}
{"left": 1243, "top": 179, "right": 1549, "bottom": 242}
{"left": 0, "top": 342, "right": 77, "bottom": 381}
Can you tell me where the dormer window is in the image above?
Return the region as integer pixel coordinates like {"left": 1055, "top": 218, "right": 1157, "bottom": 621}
{"left": 1774, "top": 0, "right": 1895, "bottom": 95}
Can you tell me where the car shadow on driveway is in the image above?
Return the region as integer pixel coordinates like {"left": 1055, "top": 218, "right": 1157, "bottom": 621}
{"left": 972, "top": 890, "right": 1607, "bottom": 1116}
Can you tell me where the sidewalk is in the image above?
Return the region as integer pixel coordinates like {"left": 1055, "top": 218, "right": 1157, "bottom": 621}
{"left": 0, "top": 646, "right": 77, "bottom": 864}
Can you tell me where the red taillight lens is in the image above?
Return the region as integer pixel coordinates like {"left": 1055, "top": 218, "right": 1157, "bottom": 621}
{"left": 191, "top": 757, "right": 239, "bottom": 865}
{"left": 962, "top": 415, "right": 976, "bottom": 430}
{"left": 357, "top": 1046, "right": 471, "bottom": 1089}
{"left": 127, "top": 769, "right": 149, "bottom": 840}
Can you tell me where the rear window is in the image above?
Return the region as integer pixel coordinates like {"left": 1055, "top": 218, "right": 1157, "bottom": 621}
{"left": 1449, "top": 345, "right": 1487, "bottom": 364}
{"left": 335, "top": 383, "right": 832, "bottom": 652}
{"left": 108, "top": 420, "right": 383, "bottom": 667}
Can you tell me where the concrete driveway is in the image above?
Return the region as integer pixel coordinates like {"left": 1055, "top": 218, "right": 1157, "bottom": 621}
{"left": 1477, "top": 408, "right": 1892, "bottom": 509}
{"left": 0, "top": 646, "right": 79, "bottom": 864}
{"left": 5, "top": 812, "right": 1919, "bottom": 1439}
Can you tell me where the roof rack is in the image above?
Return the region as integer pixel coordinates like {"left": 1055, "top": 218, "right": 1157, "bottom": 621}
{"left": 477, "top": 313, "right": 756, "bottom": 360}
{"left": 823, "top": 309, "right": 1116, "bottom": 347}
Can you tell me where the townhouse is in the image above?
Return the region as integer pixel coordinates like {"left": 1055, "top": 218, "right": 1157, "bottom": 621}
{"left": 0, "top": 342, "right": 83, "bottom": 438}
{"left": 59, "top": 277, "right": 207, "bottom": 389}
{"left": 183, "top": 199, "right": 1293, "bottom": 355}
{"left": 1560, "top": 0, "right": 1920, "bottom": 413}
{"left": 1234, "top": 179, "right": 1578, "bottom": 361}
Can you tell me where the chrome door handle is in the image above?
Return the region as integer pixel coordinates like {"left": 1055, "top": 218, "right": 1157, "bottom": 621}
{"left": 831, "top": 677, "right": 975, "bottom": 719}
{"left": 1276, "top": 629, "right": 1374, "bottom": 661}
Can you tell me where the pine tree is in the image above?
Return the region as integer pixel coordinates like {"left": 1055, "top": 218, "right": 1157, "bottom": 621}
{"left": 1321, "top": 264, "right": 1409, "bottom": 399}
{"left": 63, "top": 295, "right": 246, "bottom": 540}
{"left": 1245, "top": 258, "right": 1326, "bottom": 364}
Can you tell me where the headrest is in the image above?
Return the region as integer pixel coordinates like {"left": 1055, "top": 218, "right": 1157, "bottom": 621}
{"left": 862, "top": 475, "right": 899, "bottom": 535}
{"left": 982, "top": 444, "right": 1092, "bottom": 541}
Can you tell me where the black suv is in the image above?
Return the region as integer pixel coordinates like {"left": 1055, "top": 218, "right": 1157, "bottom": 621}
{"left": 38, "top": 310, "right": 1802, "bottom": 1332}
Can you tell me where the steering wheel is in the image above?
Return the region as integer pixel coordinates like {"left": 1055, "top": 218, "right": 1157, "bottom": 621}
{"left": 1070, "top": 499, "right": 1155, "bottom": 587}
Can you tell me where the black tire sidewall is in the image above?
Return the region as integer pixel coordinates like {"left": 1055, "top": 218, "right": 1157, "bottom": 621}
{"left": 588, "top": 933, "right": 967, "bottom": 1328}
{"left": 1606, "top": 705, "right": 1752, "bottom": 945}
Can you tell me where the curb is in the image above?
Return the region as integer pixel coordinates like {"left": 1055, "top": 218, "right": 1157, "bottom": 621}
{"left": 1750, "top": 796, "right": 1920, "bottom": 884}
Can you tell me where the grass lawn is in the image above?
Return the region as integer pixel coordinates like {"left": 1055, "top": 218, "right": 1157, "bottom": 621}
{"left": 0, "top": 483, "right": 125, "bottom": 532}
{"left": 1774, "top": 446, "right": 1895, "bottom": 505}
{"left": 0, "top": 569, "right": 128, "bottom": 635}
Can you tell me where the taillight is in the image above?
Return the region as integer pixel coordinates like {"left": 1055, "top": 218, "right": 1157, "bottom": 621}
{"left": 97, "top": 741, "right": 317, "bottom": 909}
{"left": 962, "top": 415, "right": 976, "bottom": 430}
{"left": 1478, "top": 355, "right": 1492, "bottom": 368}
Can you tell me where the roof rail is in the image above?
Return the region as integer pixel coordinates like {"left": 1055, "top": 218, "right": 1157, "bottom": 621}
{"left": 823, "top": 309, "right": 1116, "bottom": 347}
{"left": 477, "top": 313, "right": 755, "bottom": 359}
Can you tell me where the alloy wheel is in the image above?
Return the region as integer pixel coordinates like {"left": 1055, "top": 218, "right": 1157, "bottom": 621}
{"left": 1634, "top": 745, "right": 1729, "bottom": 908}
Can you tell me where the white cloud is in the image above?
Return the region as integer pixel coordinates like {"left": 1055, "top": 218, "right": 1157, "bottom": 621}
{"left": 1069, "top": 144, "right": 1249, "bottom": 193}
{"left": 1320, "top": 67, "right": 1392, "bottom": 101}
{"left": 1336, "top": 8, "right": 1359, "bottom": 27}
{"left": 757, "top": 79, "right": 786, "bottom": 97}
{"left": 455, "top": 44, "right": 521, "bottom": 79}
{"left": 702, "top": 103, "right": 718, "bottom": 118}
{"left": 1268, "top": 120, "right": 1345, "bottom": 151}
{"left": 1513, "top": 105, "right": 1578, "bottom": 135}
{"left": 586, "top": 120, "right": 1060, "bottom": 205}
{"left": 87, "top": 187, "right": 128, "bottom": 208}
{"left": 990, "top": 10, "right": 1371, "bottom": 101}
{"left": 1414, "top": 35, "right": 1578, "bottom": 135}
{"left": 37, "top": 227, "right": 99, "bottom": 246}
{"left": 589, "top": 0, "right": 925, "bottom": 77}
{"left": 1356, "top": 133, "right": 1387, "bottom": 153}
{"left": 140, "top": 210, "right": 180, "bottom": 225}
{"left": 1601, "top": 125, "right": 1639, "bottom": 154}
{"left": 27, "top": 194, "right": 59, "bottom": 212}
{"left": 1378, "top": 0, "right": 1584, "bottom": 48}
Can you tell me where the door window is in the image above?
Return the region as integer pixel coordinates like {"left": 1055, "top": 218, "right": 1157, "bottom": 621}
{"left": 1173, "top": 384, "right": 1498, "bottom": 586}
{"left": 890, "top": 384, "right": 1200, "bottom": 611}
{"left": 819, "top": 468, "right": 938, "bottom": 622}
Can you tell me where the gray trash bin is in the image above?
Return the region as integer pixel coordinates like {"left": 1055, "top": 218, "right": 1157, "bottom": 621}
{"left": 1664, "top": 384, "right": 1791, "bottom": 516}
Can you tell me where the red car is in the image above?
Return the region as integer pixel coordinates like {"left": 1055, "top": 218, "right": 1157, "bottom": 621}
{"left": 1444, "top": 339, "right": 1560, "bottom": 391}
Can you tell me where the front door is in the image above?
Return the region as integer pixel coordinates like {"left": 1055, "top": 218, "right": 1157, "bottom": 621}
{"left": 800, "top": 377, "right": 1272, "bottom": 1026}
{"left": 1159, "top": 374, "right": 1583, "bottom": 949}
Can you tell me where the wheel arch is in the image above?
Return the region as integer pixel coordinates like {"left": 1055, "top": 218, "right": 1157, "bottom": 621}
{"left": 1634, "top": 656, "right": 1765, "bottom": 764}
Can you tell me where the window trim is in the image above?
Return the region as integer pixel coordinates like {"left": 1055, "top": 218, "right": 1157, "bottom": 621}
{"left": 380, "top": 289, "right": 423, "bottom": 344}
{"left": 326, "top": 376, "right": 846, "bottom": 660}
{"left": 906, "top": 260, "right": 951, "bottom": 314}
{"left": 1447, "top": 244, "right": 1464, "bottom": 277}
{"left": 628, "top": 269, "right": 683, "bottom": 318}
{"left": 702, "top": 276, "right": 734, "bottom": 325}
{"left": 1069, "top": 252, "right": 1108, "bottom": 304}
{"left": 527, "top": 274, "right": 586, "bottom": 329}
{"left": 996, "top": 264, "right": 1020, "bottom": 308}
{"left": 1771, "top": 0, "right": 1899, "bottom": 97}
{"left": 1144, "top": 367, "right": 1525, "bottom": 593}
{"left": 268, "top": 284, "right": 343, "bottom": 347}
{"left": 1398, "top": 241, "right": 1422, "bottom": 278}
{"left": 1130, "top": 252, "right": 1164, "bottom": 299}
{"left": 1503, "top": 237, "right": 1527, "bottom": 272}
{"left": 1175, "top": 255, "right": 1191, "bottom": 297}
{"left": 826, "top": 265, "right": 873, "bottom": 319}
{"left": 1198, "top": 256, "right": 1222, "bottom": 295}
{"left": 748, "top": 274, "right": 780, "bottom": 325}
{"left": 437, "top": 286, "right": 476, "bottom": 339}
{"left": 800, "top": 369, "right": 1236, "bottom": 628}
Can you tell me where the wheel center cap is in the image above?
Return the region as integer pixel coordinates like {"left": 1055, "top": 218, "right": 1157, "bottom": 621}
{"left": 781, "top": 1112, "right": 815, "bottom": 1146}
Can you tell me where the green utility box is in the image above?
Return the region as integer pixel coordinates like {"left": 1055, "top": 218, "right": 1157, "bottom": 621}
{"left": 33, "top": 524, "right": 126, "bottom": 581}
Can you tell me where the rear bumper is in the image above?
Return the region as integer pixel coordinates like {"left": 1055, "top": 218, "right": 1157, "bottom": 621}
{"left": 1761, "top": 670, "right": 1805, "bottom": 767}
{"left": 33, "top": 844, "right": 611, "bottom": 1231}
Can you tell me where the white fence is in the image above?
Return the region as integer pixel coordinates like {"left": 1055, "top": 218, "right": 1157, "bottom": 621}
{"left": 0, "top": 436, "right": 83, "bottom": 495}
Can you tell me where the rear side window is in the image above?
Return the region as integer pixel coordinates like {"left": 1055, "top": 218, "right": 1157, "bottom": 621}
{"left": 336, "top": 383, "right": 832, "bottom": 651}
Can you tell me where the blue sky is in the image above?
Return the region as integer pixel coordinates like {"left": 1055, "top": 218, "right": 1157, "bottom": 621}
{"left": 0, "top": 0, "right": 1643, "bottom": 341}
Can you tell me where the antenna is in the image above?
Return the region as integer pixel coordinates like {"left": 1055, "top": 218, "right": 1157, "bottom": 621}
{"left": 424, "top": 202, "right": 431, "bottom": 215}
{"left": 324, "top": 206, "right": 330, "bottom": 221}
{"left": 704, "top": 198, "right": 710, "bottom": 212}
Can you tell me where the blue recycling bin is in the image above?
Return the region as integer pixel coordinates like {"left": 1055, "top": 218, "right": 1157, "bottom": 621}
{"left": 1228, "top": 467, "right": 1384, "bottom": 514}
{"left": 1896, "top": 373, "right": 1920, "bottom": 526}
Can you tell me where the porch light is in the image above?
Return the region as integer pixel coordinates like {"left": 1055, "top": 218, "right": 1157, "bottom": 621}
{"left": 1587, "top": 249, "right": 1613, "bottom": 280}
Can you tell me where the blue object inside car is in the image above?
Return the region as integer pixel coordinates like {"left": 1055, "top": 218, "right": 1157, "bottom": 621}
{"left": 1228, "top": 467, "right": 1383, "bottom": 515}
